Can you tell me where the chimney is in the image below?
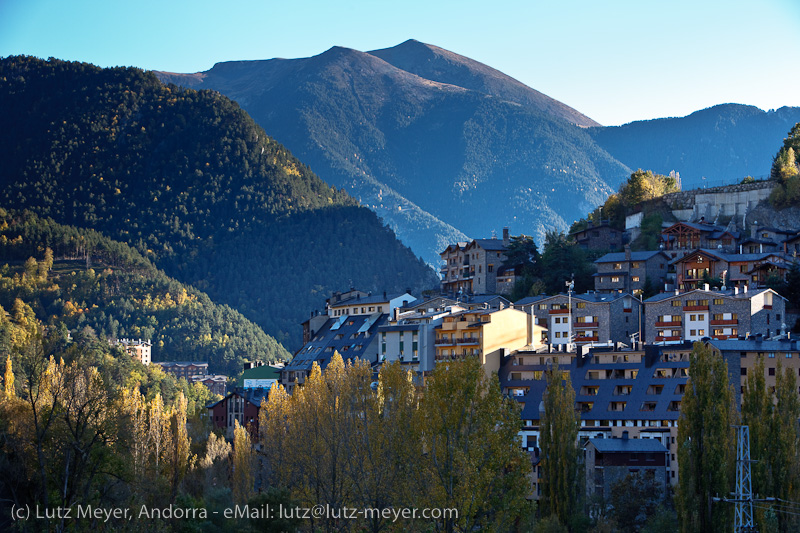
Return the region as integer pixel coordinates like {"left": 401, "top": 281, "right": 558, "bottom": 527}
{"left": 704, "top": 283, "right": 710, "bottom": 292}
{"left": 503, "top": 227, "right": 510, "bottom": 247}
{"left": 734, "top": 286, "right": 739, "bottom": 295}
{"left": 622, "top": 430, "right": 629, "bottom": 440}
{"left": 744, "top": 285, "right": 748, "bottom": 294}
{"left": 624, "top": 244, "right": 632, "bottom": 262}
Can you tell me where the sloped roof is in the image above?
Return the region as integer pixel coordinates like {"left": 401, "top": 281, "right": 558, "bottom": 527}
{"left": 588, "top": 437, "right": 667, "bottom": 453}
{"left": 594, "top": 250, "right": 667, "bottom": 264}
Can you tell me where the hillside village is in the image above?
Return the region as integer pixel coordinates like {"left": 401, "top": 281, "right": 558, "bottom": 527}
{"left": 195, "top": 176, "right": 800, "bottom": 512}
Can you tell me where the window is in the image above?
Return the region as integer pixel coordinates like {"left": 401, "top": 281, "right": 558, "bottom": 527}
{"left": 611, "top": 276, "right": 620, "bottom": 283}
{"left": 769, "top": 367, "right": 776, "bottom": 376}
{"left": 614, "top": 263, "right": 623, "bottom": 270}
{"left": 488, "top": 264, "right": 493, "bottom": 273}
{"left": 632, "top": 276, "right": 640, "bottom": 282}
{"left": 632, "top": 262, "right": 641, "bottom": 269}
{"left": 672, "top": 301, "right": 682, "bottom": 307}
{"left": 577, "top": 302, "right": 586, "bottom": 309}
{"left": 714, "top": 299, "right": 724, "bottom": 305}
{"left": 741, "top": 368, "right": 747, "bottom": 376}
{"left": 769, "top": 352, "right": 776, "bottom": 358}
{"left": 538, "top": 304, "right": 547, "bottom": 310}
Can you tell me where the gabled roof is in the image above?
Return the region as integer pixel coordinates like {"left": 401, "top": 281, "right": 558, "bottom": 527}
{"left": 514, "top": 295, "right": 550, "bottom": 307}
{"left": 644, "top": 287, "right": 784, "bottom": 303}
{"left": 587, "top": 437, "right": 667, "bottom": 453}
{"left": 594, "top": 250, "right": 668, "bottom": 264}
{"left": 329, "top": 292, "right": 413, "bottom": 307}
{"left": 285, "top": 313, "right": 388, "bottom": 373}
{"left": 469, "top": 238, "right": 508, "bottom": 252}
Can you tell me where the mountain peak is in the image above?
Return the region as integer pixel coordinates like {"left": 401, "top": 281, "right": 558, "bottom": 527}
{"left": 369, "top": 41, "right": 599, "bottom": 127}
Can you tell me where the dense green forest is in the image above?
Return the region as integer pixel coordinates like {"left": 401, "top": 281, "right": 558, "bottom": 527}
{"left": 0, "top": 208, "right": 288, "bottom": 374}
{"left": 0, "top": 56, "right": 438, "bottom": 349}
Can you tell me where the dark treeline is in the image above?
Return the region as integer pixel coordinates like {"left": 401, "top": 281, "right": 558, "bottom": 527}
{"left": 0, "top": 208, "right": 289, "bottom": 374}
{"left": 0, "top": 56, "right": 438, "bottom": 349}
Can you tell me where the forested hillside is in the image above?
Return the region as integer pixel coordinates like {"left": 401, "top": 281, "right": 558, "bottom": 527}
{"left": 590, "top": 104, "right": 800, "bottom": 187}
{"left": 0, "top": 209, "right": 289, "bottom": 373}
{"left": 0, "top": 56, "right": 437, "bottom": 349}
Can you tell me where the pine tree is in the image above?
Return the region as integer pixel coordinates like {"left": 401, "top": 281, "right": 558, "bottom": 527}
{"left": 539, "top": 361, "right": 580, "bottom": 526}
{"left": 677, "top": 342, "right": 737, "bottom": 533}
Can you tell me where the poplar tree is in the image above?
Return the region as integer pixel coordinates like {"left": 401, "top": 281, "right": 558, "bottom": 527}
{"left": 3, "top": 356, "right": 13, "bottom": 399}
{"left": 769, "top": 360, "right": 800, "bottom": 532}
{"left": 677, "top": 343, "right": 737, "bottom": 533}
{"left": 232, "top": 419, "right": 255, "bottom": 504}
{"left": 418, "top": 357, "right": 532, "bottom": 532}
{"left": 539, "top": 361, "right": 580, "bottom": 527}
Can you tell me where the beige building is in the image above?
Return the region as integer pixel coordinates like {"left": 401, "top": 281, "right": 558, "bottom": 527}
{"left": 434, "top": 307, "right": 541, "bottom": 377}
{"left": 112, "top": 338, "right": 152, "bottom": 366}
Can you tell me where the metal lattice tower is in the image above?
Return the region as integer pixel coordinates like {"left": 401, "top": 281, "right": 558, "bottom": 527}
{"left": 734, "top": 425, "right": 755, "bottom": 533}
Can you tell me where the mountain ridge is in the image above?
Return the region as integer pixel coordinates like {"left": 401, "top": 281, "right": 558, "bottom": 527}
{"left": 155, "top": 42, "right": 628, "bottom": 263}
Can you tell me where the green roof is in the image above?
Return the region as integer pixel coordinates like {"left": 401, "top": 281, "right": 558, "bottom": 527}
{"left": 239, "top": 365, "right": 281, "bottom": 386}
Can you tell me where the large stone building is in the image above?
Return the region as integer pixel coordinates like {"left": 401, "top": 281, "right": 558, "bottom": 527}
{"left": 440, "top": 230, "right": 510, "bottom": 296}
{"left": 671, "top": 249, "right": 790, "bottom": 290}
{"left": 516, "top": 292, "right": 642, "bottom": 347}
{"left": 593, "top": 248, "right": 670, "bottom": 294}
{"left": 643, "top": 287, "right": 786, "bottom": 344}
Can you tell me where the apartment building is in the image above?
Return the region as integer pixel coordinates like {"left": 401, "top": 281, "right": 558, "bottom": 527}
{"left": 516, "top": 292, "right": 642, "bottom": 347}
{"left": 282, "top": 312, "right": 387, "bottom": 393}
{"left": 643, "top": 287, "right": 786, "bottom": 343}
{"left": 434, "top": 307, "right": 532, "bottom": 377}
{"left": 672, "top": 249, "right": 789, "bottom": 290}
{"left": 500, "top": 342, "right": 699, "bottom": 497}
{"left": 440, "top": 230, "right": 510, "bottom": 295}
{"left": 112, "top": 338, "right": 152, "bottom": 366}
{"left": 593, "top": 248, "right": 670, "bottom": 294}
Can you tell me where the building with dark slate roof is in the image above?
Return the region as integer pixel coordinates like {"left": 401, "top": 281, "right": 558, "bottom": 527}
{"left": 593, "top": 248, "right": 670, "bottom": 294}
{"left": 585, "top": 435, "right": 669, "bottom": 501}
{"left": 516, "top": 292, "right": 642, "bottom": 348}
{"left": 282, "top": 312, "right": 388, "bottom": 393}
{"left": 440, "top": 229, "right": 511, "bottom": 295}
{"left": 499, "top": 342, "right": 699, "bottom": 497}
{"left": 643, "top": 287, "right": 786, "bottom": 344}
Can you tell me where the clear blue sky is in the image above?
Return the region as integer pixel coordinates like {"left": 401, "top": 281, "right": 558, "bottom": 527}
{"left": 2, "top": 0, "right": 798, "bottom": 126}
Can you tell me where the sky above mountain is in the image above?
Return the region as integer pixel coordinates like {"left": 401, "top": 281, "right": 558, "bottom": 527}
{"left": 1, "top": 0, "right": 798, "bottom": 126}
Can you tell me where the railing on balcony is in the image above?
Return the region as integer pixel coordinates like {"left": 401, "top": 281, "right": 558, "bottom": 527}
{"left": 435, "top": 338, "right": 455, "bottom": 345}
{"left": 683, "top": 305, "right": 709, "bottom": 311}
{"left": 655, "top": 321, "right": 681, "bottom": 328}
{"left": 456, "top": 337, "right": 480, "bottom": 344}
{"left": 574, "top": 322, "right": 599, "bottom": 328}
{"left": 709, "top": 319, "right": 738, "bottom": 325}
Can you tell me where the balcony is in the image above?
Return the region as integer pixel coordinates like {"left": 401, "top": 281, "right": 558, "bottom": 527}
{"left": 709, "top": 319, "right": 738, "bottom": 326}
{"left": 434, "top": 338, "right": 455, "bottom": 345}
{"left": 655, "top": 321, "right": 681, "bottom": 328}
{"left": 575, "top": 336, "right": 599, "bottom": 342}
{"left": 574, "top": 322, "right": 598, "bottom": 328}
{"left": 456, "top": 337, "right": 480, "bottom": 345}
{"left": 655, "top": 335, "right": 682, "bottom": 342}
{"left": 549, "top": 308, "right": 569, "bottom": 315}
{"left": 683, "top": 305, "right": 709, "bottom": 311}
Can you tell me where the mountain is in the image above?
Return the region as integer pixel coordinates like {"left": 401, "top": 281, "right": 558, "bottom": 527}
{"left": 0, "top": 209, "right": 288, "bottom": 374}
{"left": 0, "top": 56, "right": 438, "bottom": 350}
{"left": 590, "top": 104, "right": 800, "bottom": 188}
{"left": 368, "top": 40, "right": 599, "bottom": 128}
{"left": 156, "top": 41, "right": 631, "bottom": 264}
